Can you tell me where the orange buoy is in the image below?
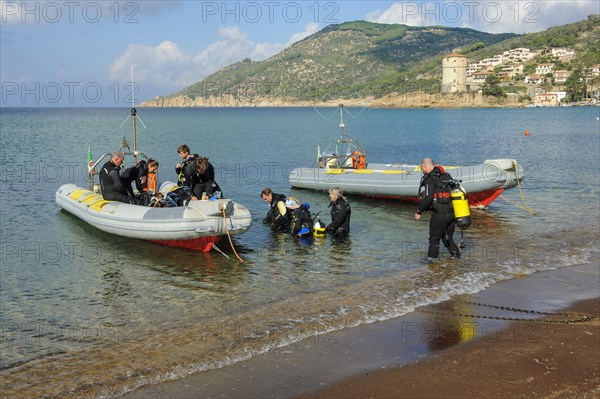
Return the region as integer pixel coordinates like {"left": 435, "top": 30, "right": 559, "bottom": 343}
{"left": 525, "top": 130, "right": 529, "bottom": 136}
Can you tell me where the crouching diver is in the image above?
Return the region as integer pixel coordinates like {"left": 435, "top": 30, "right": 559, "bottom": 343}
{"left": 121, "top": 158, "right": 159, "bottom": 205}
{"left": 260, "top": 188, "right": 290, "bottom": 231}
{"left": 414, "top": 157, "right": 461, "bottom": 260}
{"left": 99, "top": 152, "right": 144, "bottom": 205}
{"left": 327, "top": 187, "right": 351, "bottom": 240}
{"left": 287, "top": 198, "right": 314, "bottom": 238}
{"left": 184, "top": 156, "right": 222, "bottom": 200}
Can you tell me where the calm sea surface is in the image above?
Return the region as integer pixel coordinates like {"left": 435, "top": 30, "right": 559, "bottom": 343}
{"left": 1, "top": 106, "right": 599, "bottom": 397}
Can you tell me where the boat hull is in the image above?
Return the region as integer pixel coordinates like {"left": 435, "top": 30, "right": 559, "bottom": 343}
{"left": 289, "top": 159, "right": 522, "bottom": 208}
{"left": 55, "top": 183, "right": 252, "bottom": 252}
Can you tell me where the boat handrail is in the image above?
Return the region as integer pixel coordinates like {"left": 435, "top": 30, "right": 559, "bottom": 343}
{"left": 87, "top": 151, "right": 149, "bottom": 191}
{"left": 318, "top": 139, "right": 368, "bottom": 169}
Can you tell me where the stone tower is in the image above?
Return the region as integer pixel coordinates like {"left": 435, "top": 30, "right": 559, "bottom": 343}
{"left": 442, "top": 53, "right": 467, "bottom": 93}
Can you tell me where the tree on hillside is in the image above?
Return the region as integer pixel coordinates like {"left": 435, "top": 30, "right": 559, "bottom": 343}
{"left": 482, "top": 75, "right": 506, "bottom": 97}
{"left": 564, "top": 67, "right": 586, "bottom": 102}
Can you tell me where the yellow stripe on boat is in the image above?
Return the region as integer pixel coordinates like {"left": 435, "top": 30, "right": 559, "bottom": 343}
{"left": 325, "top": 169, "right": 343, "bottom": 174}
{"left": 81, "top": 194, "right": 102, "bottom": 205}
{"left": 69, "top": 189, "right": 90, "bottom": 201}
{"left": 383, "top": 170, "right": 405, "bottom": 174}
{"left": 89, "top": 199, "right": 113, "bottom": 212}
{"left": 352, "top": 169, "right": 373, "bottom": 174}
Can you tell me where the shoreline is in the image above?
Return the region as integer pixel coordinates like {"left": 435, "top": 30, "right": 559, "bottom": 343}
{"left": 121, "top": 262, "right": 599, "bottom": 399}
{"left": 302, "top": 296, "right": 600, "bottom": 399}
{"left": 140, "top": 92, "right": 598, "bottom": 109}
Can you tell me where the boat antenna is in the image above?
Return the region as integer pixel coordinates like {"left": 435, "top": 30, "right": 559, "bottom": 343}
{"left": 119, "top": 65, "right": 147, "bottom": 164}
{"left": 338, "top": 103, "right": 347, "bottom": 139}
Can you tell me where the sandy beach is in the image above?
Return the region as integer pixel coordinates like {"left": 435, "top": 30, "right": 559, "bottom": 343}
{"left": 302, "top": 297, "right": 600, "bottom": 399}
{"left": 122, "top": 262, "right": 599, "bottom": 399}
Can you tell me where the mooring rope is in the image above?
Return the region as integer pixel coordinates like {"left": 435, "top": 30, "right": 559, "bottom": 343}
{"left": 418, "top": 300, "right": 595, "bottom": 324}
{"left": 221, "top": 204, "right": 244, "bottom": 262}
{"left": 500, "top": 160, "right": 536, "bottom": 215}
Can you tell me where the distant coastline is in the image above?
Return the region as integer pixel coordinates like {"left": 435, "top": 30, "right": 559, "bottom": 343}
{"left": 141, "top": 92, "right": 529, "bottom": 109}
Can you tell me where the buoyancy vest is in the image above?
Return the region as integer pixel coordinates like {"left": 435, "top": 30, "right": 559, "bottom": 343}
{"left": 429, "top": 167, "right": 455, "bottom": 213}
{"left": 418, "top": 166, "right": 455, "bottom": 213}
{"left": 267, "top": 193, "right": 290, "bottom": 227}
{"left": 177, "top": 154, "right": 199, "bottom": 186}
{"left": 291, "top": 204, "right": 313, "bottom": 236}
{"left": 145, "top": 172, "right": 157, "bottom": 191}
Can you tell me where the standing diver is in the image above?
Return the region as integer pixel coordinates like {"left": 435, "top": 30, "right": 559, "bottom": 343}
{"left": 175, "top": 144, "right": 199, "bottom": 186}
{"left": 414, "top": 157, "right": 461, "bottom": 260}
{"left": 326, "top": 187, "right": 351, "bottom": 240}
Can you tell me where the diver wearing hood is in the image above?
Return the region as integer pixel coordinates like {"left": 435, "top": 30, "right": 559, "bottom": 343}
{"left": 287, "top": 199, "right": 314, "bottom": 238}
{"left": 415, "top": 157, "right": 460, "bottom": 260}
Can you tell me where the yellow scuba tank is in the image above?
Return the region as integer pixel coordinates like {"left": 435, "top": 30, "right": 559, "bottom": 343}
{"left": 313, "top": 216, "right": 326, "bottom": 237}
{"left": 451, "top": 185, "right": 471, "bottom": 230}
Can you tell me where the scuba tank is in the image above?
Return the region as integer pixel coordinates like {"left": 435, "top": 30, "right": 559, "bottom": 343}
{"left": 450, "top": 183, "right": 471, "bottom": 230}
{"left": 313, "top": 215, "right": 326, "bottom": 237}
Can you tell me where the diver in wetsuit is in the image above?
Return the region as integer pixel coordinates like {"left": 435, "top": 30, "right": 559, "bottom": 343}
{"left": 327, "top": 187, "right": 351, "bottom": 240}
{"left": 260, "top": 187, "right": 290, "bottom": 230}
{"left": 175, "top": 144, "right": 199, "bottom": 186}
{"left": 99, "top": 152, "right": 143, "bottom": 205}
{"left": 288, "top": 200, "right": 314, "bottom": 238}
{"left": 415, "top": 157, "right": 461, "bottom": 260}
{"left": 121, "top": 159, "right": 159, "bottom": 195}
{"left": 183, "top": 156, "right": 222, "bottom": 200}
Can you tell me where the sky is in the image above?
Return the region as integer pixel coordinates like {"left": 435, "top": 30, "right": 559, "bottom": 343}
{"left": 1, "top": 0, "right": 598, "bottom": 106}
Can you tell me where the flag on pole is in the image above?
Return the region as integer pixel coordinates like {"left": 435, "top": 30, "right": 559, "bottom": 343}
{"left": 87, "top": 147, "right": 93, "bottom": 163}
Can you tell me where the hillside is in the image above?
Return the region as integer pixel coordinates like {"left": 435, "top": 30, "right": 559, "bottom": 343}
{"left": 144, "top": 16, "right": 599, "bottom": 107}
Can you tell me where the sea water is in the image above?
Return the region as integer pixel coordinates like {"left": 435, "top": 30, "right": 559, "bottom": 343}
{"left": 1, "top": 106, "right": 598, "bottom": 397}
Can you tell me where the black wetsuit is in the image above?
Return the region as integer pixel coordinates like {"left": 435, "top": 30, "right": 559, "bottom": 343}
{"left": 264, "top": 193, "right": 290, "bottom": 230}
{"left": 291, "top": 204, "right": 314, "bottom": 237}
{"left": 99, "top": 160, "right": 142, "bottom": 205}
{"left": 417, "top": 166, "right": 460, "bottom": 259}
{"left": 182, "top": 161, "right": 222, "bottom": 199}
{"left": 121, "top": 160, "right": 149, "bottom": 196}
{"left": 176, "top": 154, "right": 198, "bottom": 186}
{"left": 327, "top": 197, "right": 351, "bottom": 239}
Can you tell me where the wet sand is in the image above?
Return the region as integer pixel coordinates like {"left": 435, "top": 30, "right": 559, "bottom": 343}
{"left": 302, "top": 297, "right": 600, "bottom": 399}
{"left": 121, "top": 262, "right": 599, "bottom": 399}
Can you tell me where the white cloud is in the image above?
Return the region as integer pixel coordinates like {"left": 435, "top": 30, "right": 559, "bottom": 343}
{"left": 288, "top": 22, "right": 320, "bottom": 45}
{"left": 109, "top": 23, "right": 321, "bottom": 90}
{"left": 109, "top": 41, "right": 193, "bottom": 88}
{"left": 366, "top": 1, "right": 598, "bottom": 34}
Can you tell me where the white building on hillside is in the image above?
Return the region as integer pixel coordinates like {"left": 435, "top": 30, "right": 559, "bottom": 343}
{"left": 536, "top": 63, "right": 555, "bottom": 75}
{"left": 553, "top": 70, "right": 571, "bottom": 83}
{"left": 471, "top": 71, "right": 494, "bottom": 84}
{"left": 549, "top": 92, "right": 567, "bottom": 102}
{"left": 524, "top": 74, "right": 545, "bottom": 84}
{"left": 551, "top": 48, "right": 576, "bottom": 61}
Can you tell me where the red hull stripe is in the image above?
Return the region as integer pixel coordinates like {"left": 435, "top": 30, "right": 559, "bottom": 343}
{"left": 151, "top": 236, "right": 223, "bottom": 252}
{"left": 369, "top": 187, "right": 505, "bottom": 208}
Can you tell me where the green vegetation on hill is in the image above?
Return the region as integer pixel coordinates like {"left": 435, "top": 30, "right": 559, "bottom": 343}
{"left": 459, "top": 14, "right": 600, "bottom": 64}
{"left": 167, "top": 15, "right": 599, "bottom": 103}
